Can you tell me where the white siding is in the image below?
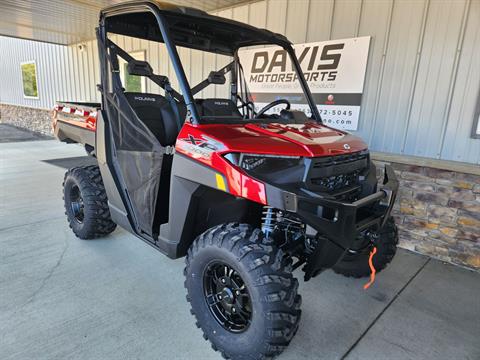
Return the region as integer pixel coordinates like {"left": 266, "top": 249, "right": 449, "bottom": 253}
{"left": 0, "top": 36, "right": 100, "bottom": 108}
{"left": 1, "top": 0, "right": 479, "bottom": 164}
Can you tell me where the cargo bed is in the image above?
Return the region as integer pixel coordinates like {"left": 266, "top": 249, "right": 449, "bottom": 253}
{"left": 53, "top": 101, "right": 100, "bottom": 149}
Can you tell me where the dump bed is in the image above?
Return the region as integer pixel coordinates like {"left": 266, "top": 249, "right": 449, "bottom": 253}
{"left": 53, "top": 101, "right": 100, "bottom": 149}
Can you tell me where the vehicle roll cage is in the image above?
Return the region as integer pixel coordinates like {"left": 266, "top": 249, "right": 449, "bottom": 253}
{"left": 98, "top": 0, "right": 322, "bottom": 125}
{"left": 106, "top": 39, "right": 183, "bottom": 102}
{"left": 102, "top": 37, "right": 257, "bottom": 119}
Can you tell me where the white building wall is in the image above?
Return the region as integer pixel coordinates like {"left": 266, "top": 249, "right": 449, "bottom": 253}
{"left": 0, "top": 0, "right": 479, "bottom": 164}
{"left": 0, "top": 37, "right": 99, "bottom": 109}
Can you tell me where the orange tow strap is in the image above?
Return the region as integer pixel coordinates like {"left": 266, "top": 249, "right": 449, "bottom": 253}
{"left": 363, "top": 246, "right": 377, "bottom": 290}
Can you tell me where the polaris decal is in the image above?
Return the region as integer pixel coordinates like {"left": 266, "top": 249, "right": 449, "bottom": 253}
{"left": 238, "top": 37, "right": 371, "bottom": 131}
{"left": 134, "top": 96, "right": 156, "bottom": 102}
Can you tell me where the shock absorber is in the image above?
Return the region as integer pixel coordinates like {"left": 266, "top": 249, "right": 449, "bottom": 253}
{"left": 261, "top": 206, "right": 276, "bottom": 238}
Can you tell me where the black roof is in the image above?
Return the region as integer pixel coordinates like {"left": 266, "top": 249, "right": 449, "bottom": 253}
{"left": 101, "top": 1, "right": 291, "bottom": 55}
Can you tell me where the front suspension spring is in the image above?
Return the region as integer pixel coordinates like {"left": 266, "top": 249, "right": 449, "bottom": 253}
{"left": 261, "top": 206, "right": 276, "bottom": 238}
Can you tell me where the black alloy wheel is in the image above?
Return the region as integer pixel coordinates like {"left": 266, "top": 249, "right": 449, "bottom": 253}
{"left": 203, "top": 261, "right": 252, "bottom": 333}
{"left": 63, "top": 165, "right": 116, "bottom": 239}
{"left": 69, "top": 184, "right": 85, "bottom": 223}
{"left": 185, "top": 223, "right": 301, "bottom": 360}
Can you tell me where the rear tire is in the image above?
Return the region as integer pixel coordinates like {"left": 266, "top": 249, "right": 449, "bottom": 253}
{"left": 63, "top": 165, "right": 116, "bottom": 239}
{"left": 333, "top": 217, "right": 398, "bottom": 278}
{"left": 184, "top": 223, "right": 301, "bottom": 360}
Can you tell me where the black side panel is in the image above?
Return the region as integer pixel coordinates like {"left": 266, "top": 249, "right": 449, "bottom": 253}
{"left": 157, "top": 176, "right": 202, "bottom": 257}
{"left": 152, "top": 153, "right": 174, "bottom": 234}
{"left": 54, "top": 120, "right": 96, "bottom": 148}
{"left": 95, "top": 110, "right": 134, "bottom": 233}
{"left": 158, "top": 154, "right": 262, "bottom": 258}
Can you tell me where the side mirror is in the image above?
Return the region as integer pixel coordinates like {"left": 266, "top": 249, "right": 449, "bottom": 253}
{"left": 207, "top": 71, "right": 226, "bottom": 85}
{"left": 127, "top": 60, "right": 153, "bottom": 76}
{"left": 280, "top": 109, "right": 309, "bottom": 124}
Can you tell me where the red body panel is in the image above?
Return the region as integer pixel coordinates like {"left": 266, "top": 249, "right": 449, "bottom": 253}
{"left": 53, "top": 104, "right": 97, "bottom": 132}
{"left": 175, "top": 121, "right": 368, "bottom": 205}
{"left": 176, "top": 122, "right": 367, "bottom": 159}
{"left": 52, "top": 99, "right": 368, "bottom": 206}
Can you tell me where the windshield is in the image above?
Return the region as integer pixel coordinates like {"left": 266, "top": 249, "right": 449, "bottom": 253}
{"left": 237, "top": 44, "right": 310, "bottom": 118}
{"left": 173, "top": 43, "right": 317, "bottom": 124}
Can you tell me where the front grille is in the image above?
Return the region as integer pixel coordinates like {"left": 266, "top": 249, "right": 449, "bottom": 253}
{"left": 305, "top": 150, "right": 369, "bottom": 199}
{"left": 311, "top": 150, "right": 369, "bottom": 169}
{"left": 310, "top": 170, "right": 361, "bottom": 192}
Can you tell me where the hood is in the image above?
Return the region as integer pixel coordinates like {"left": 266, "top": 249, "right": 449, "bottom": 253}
{"left": 194, "top": 122, "right": 368, "bottom": 157}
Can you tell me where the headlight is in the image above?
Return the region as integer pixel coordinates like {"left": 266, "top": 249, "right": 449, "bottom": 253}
{"left": 241, "top": 155, "right": 267, "bottom": 170}
{"left": 239, "top": 154, "right": 301, "bottom": 171}
{"left": 223, "top": 153, "right": 305, "bottom": 183}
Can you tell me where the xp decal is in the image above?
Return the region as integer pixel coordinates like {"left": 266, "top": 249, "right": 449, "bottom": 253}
{"left": 182, "top": 134, "right": 206, "bottom": 146}
{"left": 176, "top": 133, "right": 226, "bottom": 162}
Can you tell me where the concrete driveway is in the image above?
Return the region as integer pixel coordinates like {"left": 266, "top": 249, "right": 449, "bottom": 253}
{"left": 1, "top": 138, "right": 479, "bottom": 360}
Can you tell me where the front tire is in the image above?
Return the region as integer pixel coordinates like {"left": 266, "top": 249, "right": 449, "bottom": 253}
{"left": 63, "top": 165, "right": 116, "bottom": 239}
{"left": 184, "top": 223, "right": 301, "bottom": 360}
{"left": 333, "top": 217, "right": 398, "bottom": 278}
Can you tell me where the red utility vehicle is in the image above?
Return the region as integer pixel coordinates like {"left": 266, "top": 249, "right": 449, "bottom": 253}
{"left": 53, "top": 2, "right": 399, "bottom": 359}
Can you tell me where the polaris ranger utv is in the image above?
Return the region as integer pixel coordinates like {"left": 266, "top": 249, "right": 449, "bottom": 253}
{"left": 53, "top": 1, "right": 399, "bottom": 358}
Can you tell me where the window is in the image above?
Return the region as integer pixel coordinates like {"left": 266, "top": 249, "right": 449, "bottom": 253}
{"left": 21, "top": 61, "right": 38, "bottom": 98}
{"left": 472, "top": 88, "right": 480, "bottom": 139}
{"left": 474, "top": 114, "right": 480, "bottom": 139}
{"left": 184, "top": 47, "right": 233, "bottom": 100}
{"left": 119, "top": 51, "right": 146, "bottom": 93}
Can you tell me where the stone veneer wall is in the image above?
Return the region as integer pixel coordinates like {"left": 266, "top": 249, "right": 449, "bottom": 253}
{"left": 374, "top": 160, "right": 480, "bottom": 270}
{"left": 0, "top": 103, "right": 53, "bottom": 135}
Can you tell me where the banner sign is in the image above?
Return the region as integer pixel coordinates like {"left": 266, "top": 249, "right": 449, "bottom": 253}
{"left": 238, "top": 36, "right": 371, "bottom": 130}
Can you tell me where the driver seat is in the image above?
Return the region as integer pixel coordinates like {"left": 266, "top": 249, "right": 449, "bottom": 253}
{"left": 124, "top": 92, "right": 185, "bottom": 146}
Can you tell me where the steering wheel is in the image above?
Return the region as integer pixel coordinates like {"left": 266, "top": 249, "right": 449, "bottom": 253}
{"left": 255, "top": 99, "right": 291, "bottom": 118}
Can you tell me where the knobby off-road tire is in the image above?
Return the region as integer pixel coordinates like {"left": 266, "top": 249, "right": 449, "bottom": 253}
{"left": 333, "top": 216, "right": 398, "bottom": 278}
{"left": 63, "top": 165, "right": 116, "bottom": 239}
{"left": 184, "top": 223, "right": 301, "bottom": 360}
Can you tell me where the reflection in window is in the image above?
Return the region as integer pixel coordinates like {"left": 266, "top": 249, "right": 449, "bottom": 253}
{"left": 473, "top": 90, "right": 480, "bottom": 139}
{"left": 120, "top": 51, "right": 146, "bottom": 93}
{"left": 21, "top": 61, "right": 38, "bottom": 98}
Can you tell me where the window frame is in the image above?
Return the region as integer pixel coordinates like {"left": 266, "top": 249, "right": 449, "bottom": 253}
{"left": 20, "top": 60, "right": 39, "bottom": 99}
{"left": 472, "top": 88, "right": 480, "bottom": 139}
{"left": 119, "top": 50, "right": 147, "bottom": 93}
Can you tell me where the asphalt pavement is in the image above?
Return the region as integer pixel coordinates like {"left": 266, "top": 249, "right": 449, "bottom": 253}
{"left": 0, "top": 124, "right": 51, "bottom": 143}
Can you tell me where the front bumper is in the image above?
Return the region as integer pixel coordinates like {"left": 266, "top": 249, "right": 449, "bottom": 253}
{"left": 265, "top": 165, "right": 399, "bottom": 279}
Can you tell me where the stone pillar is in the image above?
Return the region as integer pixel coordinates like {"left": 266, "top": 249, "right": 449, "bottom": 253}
{"left": 375, "top": 161, "right": 480, "bottom": 270}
